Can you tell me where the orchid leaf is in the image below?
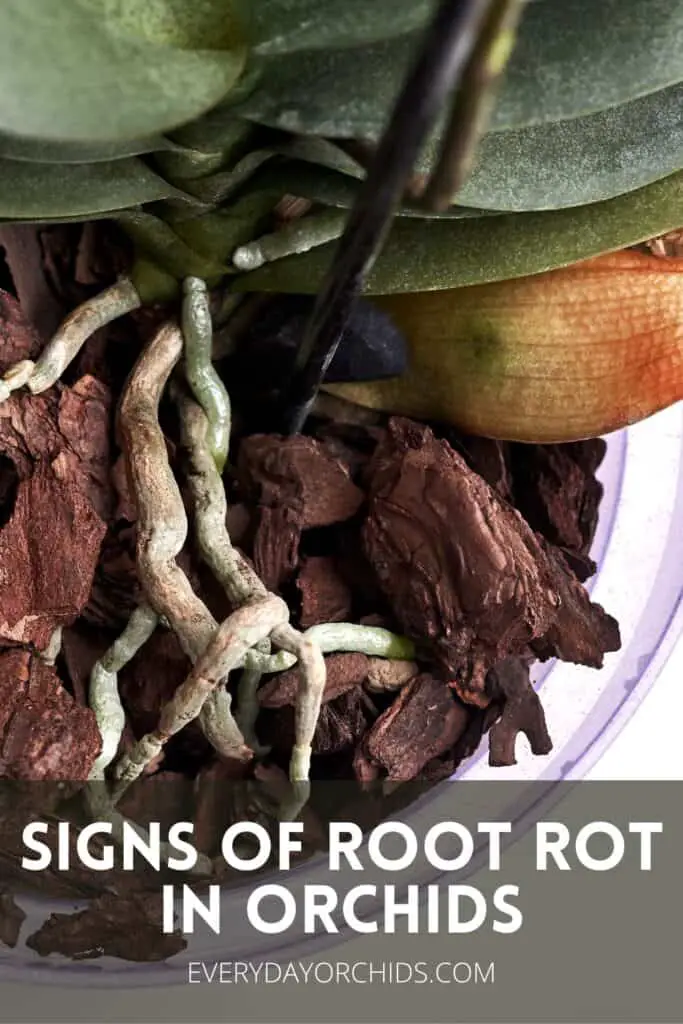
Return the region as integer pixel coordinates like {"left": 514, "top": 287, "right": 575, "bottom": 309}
{"left": 324, "top": 251, "right": 683, "bottom": 443}
{"left": 0, "top": 157, "right": 190, "bottom": 219}
{"left": 182, "top": 137, "right": 363, "bottom": 204}
{"left": 98, "top": 0, "right": 242, "bottom": 50}
{"left": 163, "top": 192, "right": 278, "bottom": 265}
{"left": 236, "top": 0, "right": 683, "bottom": 138}
{"left": 246, "top": 0, "right": 435, "bottom": 55}
{"left": 245, "top": 160, "right": 498, "bottom": 219}
{"left": 0, "top": 0, "right": 246, "bottom": 143}
{"left": 0, "top": 132, "right": 176, "bottom": 164}
{"left": 233, "top": 170, "right": 683, "bottom": 294}
{"left": 116, "top": 187, "right": 278, "bottom": 280}
{"left": 116, "top": 209, "right": 229, "bottom": 281}
{"left": 0, "top": 209, "right": 133, "bottom": 226}
{"left": 490, "top": 0, "right": 683, "bottom": 129}
{"left": 234, "top": 34, "right": 418, "bottom": 139}
{"left": 452, "top": 83, "right": 683, "bottom": 211}
{"left": 167, "top": 101, "right": 259, "bottom": 153}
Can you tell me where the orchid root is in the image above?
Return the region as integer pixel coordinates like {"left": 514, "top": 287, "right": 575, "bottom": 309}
{"left": 175, "top": 388, "right": 327, "bottom": 787}
{"left": 116, "top": 320, "right": 249, "bottom": 764}
{"left": 0, "top": 277, "right": 141, "bottom": 403}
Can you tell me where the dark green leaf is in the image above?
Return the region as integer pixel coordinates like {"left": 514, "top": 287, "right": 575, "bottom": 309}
{"left": 0, "top": 209, "right": 133, "bottom": 226}
{"left": 176, "top": 137, "right": 364, "bottom": 205}
{"left": 153, "top": 146, "right": 239, "bottom": 183}
{"left": 246, "top": 160, "right": 498, "bottom": 219}
{"left": 180, "top": 151, "right": 276, "bottom": 204}
{"left": 0, "top": 157, "right": 189, "bottom": 219}
{"left": 246, "top": 0, "right": 435, "bottom": 55}
{"left": 233, "top": 170, "right": 683, "bottom": 294}
{"left": 0, "top": 133, "right": 175, "bottom": 164}
{"left": 492, "top": 0, "right": 683, "bottom": 129}
{"left": 0, "top": 0, "right": 246, "bottom": 143}
{"left": 98, "top": 0, "right": 242, "bottom": 50}
{"left": 273, "top": 136, "right": 364, "bottom": 178}
{"left": 234, "top": 34, "right": 417, "bottom": 139}
{"left": 452, "top": 83, "right": 683, "bottom": 211}
{"left": 164, "top": 192, "right": 277, "bottom": 264}
{"left": 115, "top": 209, "right": 228, "bottom": 280}
{"left": 167, "top": 102, "right": 259, "bottom": 152}
{"left": 236, "top": 0, "right": 683, "bottom": 139}
{"left": 117, "top": 189, "right": 277, "bottom": 279}
{"left": 157, "top": 116, "right": 263, "bottom": 182}
{"left": 171, "top": 136, "right": 360, "bottom": 204}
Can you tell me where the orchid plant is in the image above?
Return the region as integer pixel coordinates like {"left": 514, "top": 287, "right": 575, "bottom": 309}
{"left": 0, "top": 0, "right": 681, "bottom": 837}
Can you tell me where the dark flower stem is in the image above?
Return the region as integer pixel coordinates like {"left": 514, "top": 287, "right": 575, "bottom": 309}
{"left": 279, "top": 0, "right": 496, "bottom": 435}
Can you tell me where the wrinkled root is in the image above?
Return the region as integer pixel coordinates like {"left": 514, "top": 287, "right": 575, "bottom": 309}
{"left": 113, "top": 594, "right": 289, "bottom": 790}
{"left": 89, "top": 603, "right": 159, "bottom": 779}
{"left": 0, "top": 277, "right": 141, "bottom": 403}
{"left": 14, "top": 276, "right": 414, "bottom": 823}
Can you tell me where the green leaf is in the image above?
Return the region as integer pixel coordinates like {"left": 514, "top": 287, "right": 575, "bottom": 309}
{"left": 452, "top": 83, "right": 683, "bottom": 211}
{"left": 492, "top": 0, "right": 683, "bottom": 129}
{"left": 234, "top": 34, "right": 417, "bottom": 139}
{"left": 0, "top": 0, "right": 246, "bottom": 143}
{"left": 0, "top": 157, "right": 189, "bottom": 219}
{"left": 116, "top": 188, "right": 277, "bottom": 280}
{"left": 174, "top": 137, "right": 365, "bottom": 206}
{"left": 177, "top": 150, "right": 276, "bottom": 204}
{"left": 167, "top": 105, "right": 258, "bottom": 154}
{"left": 0, "top": 209, "right": 134, "bottom": 226}
{"left": 246, "top": 160, "right": 498, "bottom": 219}
{"left": 157, "top": 117, "right": 264, "bottom": 184}
{"left": 98, "top": 0, "right": 242, "bottom": 50}
{"left": 235, "top": 0, "right": 683, "bottom": 139}
{"left": 272, "top": 136, "right": 364, "bottom": 178}
{"left": 246, "top": 0, "right": 435, "bottom": 55}
{"left": 116, "top": 209, "right": 228, "bottom": 281}
{"left": 0, "top": 132, "right": 175, "bottom": 164}
{"left": 164, "top": 192, "right": 277, "bottom": 264}
{"left": 233, "top": 170, "right": 683, "bottom": 294}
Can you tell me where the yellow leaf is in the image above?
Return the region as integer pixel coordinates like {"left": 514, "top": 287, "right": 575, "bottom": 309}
{"left": 323, "top": 250, "right": 683, "bottom": 442}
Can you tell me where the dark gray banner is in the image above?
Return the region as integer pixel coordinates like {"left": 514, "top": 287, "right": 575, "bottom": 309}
{"left": 0, "top": 780, "right": 680, "bottom": 1022}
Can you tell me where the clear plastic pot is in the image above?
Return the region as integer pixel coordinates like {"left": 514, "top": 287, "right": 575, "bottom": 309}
{"left": 3, "top": 403, "right": 683, "bottom": 985}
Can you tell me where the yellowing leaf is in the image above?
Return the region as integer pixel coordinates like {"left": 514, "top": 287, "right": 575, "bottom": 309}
{"left": 323, "top": 251, "right": 683, "bottom": 443}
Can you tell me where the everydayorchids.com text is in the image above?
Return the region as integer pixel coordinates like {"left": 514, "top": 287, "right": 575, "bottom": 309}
{"left": 186, "top": 960, "right": 496, "bottom": 986}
